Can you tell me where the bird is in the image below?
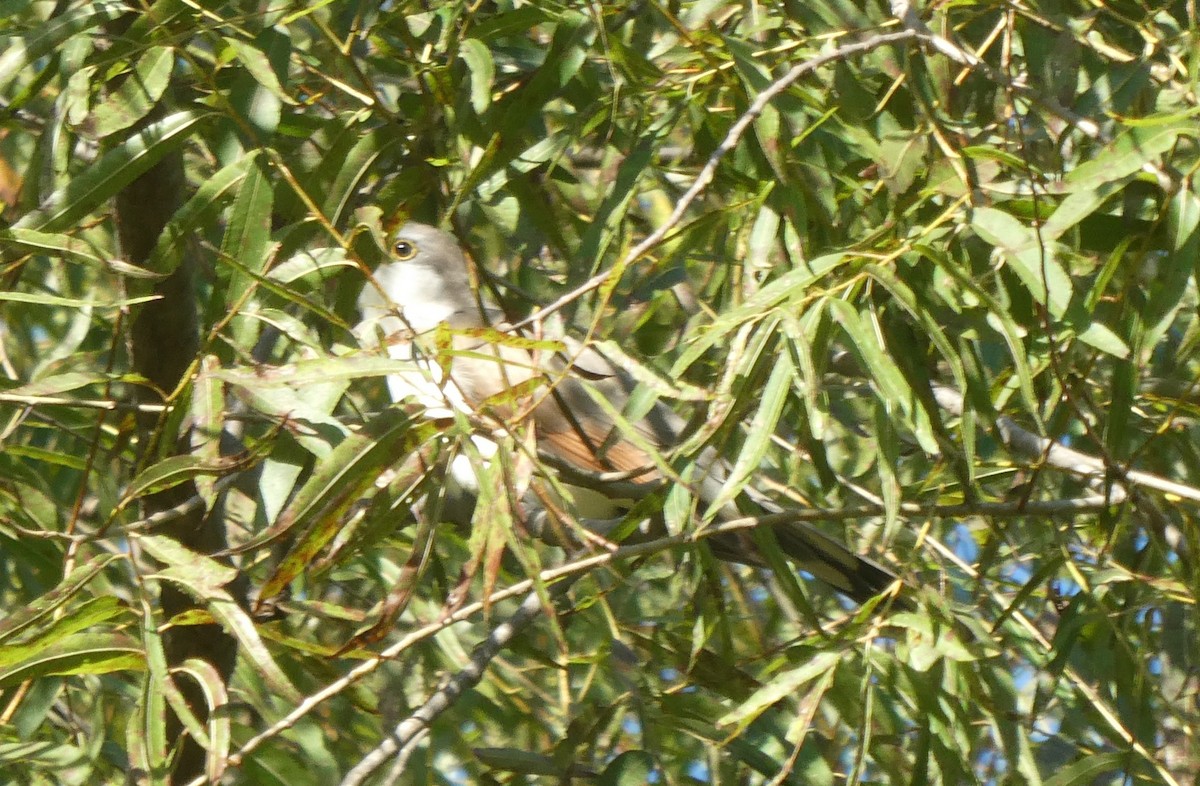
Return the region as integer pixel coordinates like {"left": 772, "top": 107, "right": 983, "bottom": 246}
{"left": 355, "top": 220, "right": 905, "bottom": 606}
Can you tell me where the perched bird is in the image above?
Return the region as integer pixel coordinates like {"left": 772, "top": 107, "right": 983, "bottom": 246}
{"left": 356, "top": 221, "right": 903, "bottom": 605}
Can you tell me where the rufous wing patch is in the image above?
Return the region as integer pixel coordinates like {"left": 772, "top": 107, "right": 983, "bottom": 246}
{"left": 539, "top": 420, "right": 659, "bottom": 482}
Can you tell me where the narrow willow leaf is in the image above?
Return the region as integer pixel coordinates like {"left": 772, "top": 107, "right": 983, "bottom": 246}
{"left": 136, "top": 535, "right": 239, "bottom": 592}
{"left": 661, "top": 696, "right": 792, "bottom": 779}
{"left": 137, "top": 599, "right": 179, "bottom": 780}
{"left": 0, "top": 596, "right": 130, "bottom": 671}
{"left": 91, "top": 45, "right": 175, "bottom": 138}
{"left": 254, "top": 414, "right": 434, "bottom": 601}
{"left": 0, "top": 556, "right": 117, "bottom": 644}
{"left": 0, "top": 0, "right": 127, "bottom": 90}
{"left": 320, "top": 127, "right": 396, "bottom": 226}
{"left": 190, "top": 355, "right": 224, "bottom": 506}
{"left": 782, "top": 310, "right": 827, "bottom": 437}
{"left": 864, "top": 262, "right": 966, "bottom": 393}
{"left": 212, "top": 354, "right": 499, "bottom": 390}
{"left": 0, "top": 741, "right": 91, "bottom": 768}
{"left": 460, "top": 38, "right": 495, "bottom": 114}
{"left": 144, "top": 155, "right": 253, "bottom": 278}
{"left": 0, "top": 291, "right": 160, "bottom": 308}
{"left": 228, "top": 377, "right": 349, "bottom": 457}
{"left": 465, "top": 436, "right": 517, "bottom": 611}
{"left": 971, "top": 207, "right": 1073, "bottom": 317}
{"left": 268, "top": 246, "right": 355, "bottom": 285}
{"left": 0, "top": 633, "right": 143, "bottom": 687}
{"left": 1064, "top": 123, "right": 1189, "bottom": 190}
{"left": 224, "top": 33, "right": 285, "bottom": 142}
{"left": 745, "top": 202, "right": 780, "bottom": 271}
{"left": 221, "top": 150, "right": 275, "bottom": 296}
{"left": 675, "top": 253, "right": 848, "bottom": 372}
{"left": 127, "top": 671, "right": 169, "bottom": 783}
{"left": 213, "top": 243, "right": 343, "bottom": 331}
{"left": 706, "top": 349, "right": 792, "bottom": 515}
{"left": 474, "top": 748, "right": 567, "bottom": 777}
{"left": 718, "top": 650, "right": 840, "bottom": 729}
{"left": 2, "top": 446, "right": 87, "bottom": 471}
{"left": 576, "top": 136, "right": 654, "bottom": 273}
{"left": 827, "top": 298, "right": 937, "bottom": 453}
{"left": 3, "top": 371, "right": 123, "bottom": 398}
{"left": 1042, "top": 752, "right": 1129, "bottom": 786}
{"left": 175, "top": 657, "right": 231, "bottom": 782}
{"left": 136, "top": 534, "right": 302, "bottom": 703}
{"left": 224, "top": 37, "right": 296, "bottom": 106}
{"left": 1145, "top": 188, "right": 1200, "bottom": 353}
{"left": 12, "top": 110, "right": 204, "bottom": 233}
{"left": 919, "top": 245, "right": 1040, "bottom": 419}
{"left": 1040, "top": 179, "right": 1125, "bottom": 242}
{"left": 0, "top": 228, "right": 104, "bottom": 265}
{"left": 874, "top": 399, "right": 901, "bottom": 534}
{"left": 589, "top": 339, "right": 709, "bottom": 401}
{"left": 119, "top": 452, "right": 257, "bottom": 511}
{"left": 597, "top": 751, "right": 657, "bottom": 786}
{"left": 1073, "top": 321, "right": 1130, "bottom": 359}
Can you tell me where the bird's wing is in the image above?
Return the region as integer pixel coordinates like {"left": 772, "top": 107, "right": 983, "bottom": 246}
{"left": 447, "top": 329, "right": 904, "bottom": 605}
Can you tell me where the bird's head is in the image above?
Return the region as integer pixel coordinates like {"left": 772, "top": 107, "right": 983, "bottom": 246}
{"left": 356, "top": 221, "right": 478, "bottom": 339}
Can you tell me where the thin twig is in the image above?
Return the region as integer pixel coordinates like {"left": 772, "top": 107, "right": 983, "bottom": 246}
{"left": 0, "top": 392, "right": 169, "bottom": 412}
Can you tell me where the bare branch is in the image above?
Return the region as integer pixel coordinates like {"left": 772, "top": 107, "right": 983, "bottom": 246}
{"left": 933, "top": 385, "right": 1200, "bottom": 505}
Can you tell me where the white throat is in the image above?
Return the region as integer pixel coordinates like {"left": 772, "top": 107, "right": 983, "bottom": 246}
{"left": 369, "top": 262, "right": 463, "bottom": 333}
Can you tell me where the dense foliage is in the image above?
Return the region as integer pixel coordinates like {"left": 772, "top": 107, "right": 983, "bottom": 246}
{"left": 1, "top": 0, "right": 1197, "bottom": 783}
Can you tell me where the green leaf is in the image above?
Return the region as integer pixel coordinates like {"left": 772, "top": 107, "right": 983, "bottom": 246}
{"left": 2, "top": 371, "right": 130, "bottom": 398}
{"left": 136, "top": 535, "right": 240, "bottom": 592}
{"left": 190, "top": 355, "right": 224, "bottom": 505}
{"left": 318, "top": 126, "right": 397, "bottom": 226}
{"left": 675, "top": 253, "right": 849, "bottom": 371}
{"left": 0, "top": 0, "right": 127, "bottom": 90}
{"left": 224, "top": 36, "right": 296, "bottom": 106}
{"left": 0, "top": 596, "right": 129, "bottom": 668}
{"left": 1042, "top": 752, "right": 1129, "bottom": 786}
{"left": 253, "top": 413, "right": 435, "bottom": 601}
{"left": 460, "top": 38, "right": 495, "bottom": 114}
{"left": 719, "top": 650, "right": 841, "bottom": 729}
{"left": 143, "top": 155, "right": 253, "bottom": 279}
{"left": 120, "top": 452, "right": 258, "bottom": 512}
{"left": 221, "top": 149, "right": 275, "bottom": 295}
{"left": 827, "top": 297, "right": 938, "bottom": 454}
{"left": 0, "top": 227, "right": 104, "bottom": 265}
{"left": 706, "top": 347, "right": 792, "bottom": 515}
{"left": 136, "top": 534, "right": 302, "bottom": 703}
{"left": 91, "top": 45, "right": 175, "bottom": 138}
{"left": 970, "top": 206, "right": 1073, "bottom": 317}
{"left": 598, "top": 751, "right": 657, "bottom": 786}
{"left": 0, "top": 633, "right": 143, "bottom": 687}
{"left": 1064, "top": 122, "right": 1190, "bottom": 190}
{"left": 12, "top": 110, "right": 205, "bottom": 233}
{"left": 268, "top": 246, "right": 355, "bottom": 285}
{"left": 174, "top": 657, "right": 231, "bottom": 782}
{"left": 0, "top": 557, "right": 117, "bottom": 645}
{"left": 1073, "top": 320, "right": 1130, "bottom": 359}
{"left": 0, "top": 291, "right": 161, "bottom": 308}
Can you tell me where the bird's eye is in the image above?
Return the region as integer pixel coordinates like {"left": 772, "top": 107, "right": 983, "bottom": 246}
{"left": 393, "top": 239, "right": 417, "bottom": 260}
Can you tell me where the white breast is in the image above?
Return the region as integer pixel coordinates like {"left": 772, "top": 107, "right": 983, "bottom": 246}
{"left": 379, "top": 339, "right": 470, "bottom": 420}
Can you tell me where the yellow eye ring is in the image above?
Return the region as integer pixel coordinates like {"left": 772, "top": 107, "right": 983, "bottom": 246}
{"left": 393, "top": 239, "right": 418, "bottom": 260}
